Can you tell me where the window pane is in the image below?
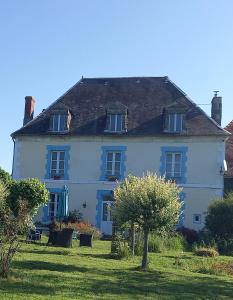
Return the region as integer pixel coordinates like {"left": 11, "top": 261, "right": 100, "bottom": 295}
{"left": 107, "top": 152, "right": 113, "bottom": 161}
{"left": 59, "top": 161, "right": 64, "bottom": 170}
{"left": 59, "top": 152, "right": 65, "bottom": 160}
{"left": 51, "top": 170, "right": 56, "bottom": 177}
{"left": 110, "top": 115, "right": 115, "bottom": 131}
{"left": 50, "top": 193, "right": 55, "bottom": 202}
{"left": 115, "top": 162, "right": 120, "bottom": 172}
{"left": 51, "top": 161, "right": 57, "bottom": 169}
{"left": 174, "top": 164, "right": 181, "bottom": 174}
{"left": 169, "top": 114, "right": 175, "bottom": 131}
{"left": 115, "top": 152, "right": 121, "bottom": 161}
{"left": 107, "top": 162, "right": 113, "bottom": 171}
{"left": 52, "top": 152, "right": 57, "bottom": 160}
{"left": 116, "top": 115, "right": 122, "bottom": 131}
{"left": 102, "top": 203, "right": 108, "bottom": 221}
{"left": 176, "top": 114, "right": 182, "bottom": 132}
{"left": 53, "top": 115, "right": 59, "bottom": 131}
{"left": 166, "top": 153, "right": 172, "bottom": 163}
{"left": 59, "top": 115, "right": 65, "bottom": 131}
{"left": 175, "top": 153, "right": 181, "bottom": 163}
{"left": 166, "top": 163, "right": 172, "bottom": 173}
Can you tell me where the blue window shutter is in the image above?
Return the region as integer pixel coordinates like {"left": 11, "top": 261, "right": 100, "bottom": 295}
{"left": 42, "top": 205, "right": 49, "bottom": 223}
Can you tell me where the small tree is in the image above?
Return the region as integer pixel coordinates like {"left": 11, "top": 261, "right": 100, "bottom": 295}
{"left": 0, "top": 167, "right": 12, "bottom": 186}
{"left": 8, "top": 178, "right": 49, "bottom": 216}
{"left": 205, "top": 193, "right": 233, "bottom": 238}
{"left": 0, "top": 179, "right": 49, "bottom": 278}
{"left": 114, "top": 173, "right": 181, "bottom": 270}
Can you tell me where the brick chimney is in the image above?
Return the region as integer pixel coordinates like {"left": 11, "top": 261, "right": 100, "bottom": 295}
{"left": 23, "top": 96, "right": 35, "bottom": 125}
{"left": 211, "top": 91, "right": 222, "bottom": 126}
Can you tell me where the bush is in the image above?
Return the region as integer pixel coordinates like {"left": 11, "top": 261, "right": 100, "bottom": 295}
{"left": 216, "top": 238, "right": 233, "bottom": 256}
{"left": 176, "top": 227, "right": 199, "bottom": 244}
{"left": 205, "top": 193, "right": 233, "bottom": 239}
{"left": 194, "top": 247, "right": 219, "bottom": 257}
{"left": 64, "top": 210, "right": 82, "bottom": 223}
{"left": 0, "top": 167, "right": 11, "bottom": 186}
{"left": 111, "top": 234, "right": 131, "bottom": 259}
{"left": 148, "top": 233, "right": 186, "bottom": 253}
{"left": 8, "top": 178, "right": 49, "bottom": 216}
{"left": 64, "top": 222, "right": 102, "bottom": 240}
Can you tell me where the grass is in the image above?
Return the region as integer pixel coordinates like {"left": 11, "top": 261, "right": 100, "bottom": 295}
{"left": 1, "top": 237, "right": 233, "bottom": 299}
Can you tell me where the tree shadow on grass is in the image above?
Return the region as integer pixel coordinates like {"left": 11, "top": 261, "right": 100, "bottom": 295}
{"left": 78, "top": 253, "right": 117, "bottom": 260}
{"left": 19, "top": 249, "right": 72, "bottom": 256}
{"left": 13, "top": 260, "right": 89, "bottom": 273}
{"left": 3, "top": 266, "right": 233, "bottom": 299}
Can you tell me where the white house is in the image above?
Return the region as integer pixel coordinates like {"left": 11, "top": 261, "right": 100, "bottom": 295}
{"left": 11, "top": 77, "right": 229, "bottom": 234}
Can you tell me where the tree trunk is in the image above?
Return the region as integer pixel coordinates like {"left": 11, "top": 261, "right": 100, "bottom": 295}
{"left": 130, "top": 222, "right": 135, "bottom": 256}
{"left": 141, "top": 228, "right": 149, "bottom": 270}
{"left": 111, "top": 216, "right": 117, "bottom": 254}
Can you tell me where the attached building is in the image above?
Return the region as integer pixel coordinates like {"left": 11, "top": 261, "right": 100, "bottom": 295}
{"left": 11, "top": 77, "right": 229, "bottom": 234}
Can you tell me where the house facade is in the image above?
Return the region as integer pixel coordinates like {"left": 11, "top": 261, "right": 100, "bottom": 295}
{"left": 11, "top": 77, "right": 229, "bottom": 234}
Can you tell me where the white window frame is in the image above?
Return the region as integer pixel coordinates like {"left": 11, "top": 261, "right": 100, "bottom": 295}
{"left": 165, "top": 152, "right": 182, "bottom": 178}
{"left": 50, "top": 151, "right": 65, "bottom": 179}
{"left": 106, "top": 151, "right": 122, "bottom": 178}
{"left": 51, "top": 114, "right": 66, "bottom": 132}
{"left": 108, "top": 114, "right": 123, "bottom": 132}
{"left": 49, "top": 193, "right": 60, "bottom": 218}
{"left": 167, "top": 113, "right": 183, "bottom": 132}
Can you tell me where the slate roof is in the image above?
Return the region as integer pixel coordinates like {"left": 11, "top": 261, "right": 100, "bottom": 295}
{"left": 12, "top": 76, "right": 229, "bottom": 137}
{"left": 224, "top": 121, "right": 233, "bottom": 177}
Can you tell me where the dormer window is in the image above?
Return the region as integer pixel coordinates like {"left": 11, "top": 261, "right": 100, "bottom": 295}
{"left": 50, "top": 114, "right": 67, "bottom": 132}
{"left": 49, "top": 109, "right": 71, "bottom": 132}
{"left": 106, "top": 114, "right": 125, "bottom": 132}
{"left": 164, "top": 113, "right": 184, "bottom": 133}
{"left": 104, "top": 102, "right": 127, "bottom": 133}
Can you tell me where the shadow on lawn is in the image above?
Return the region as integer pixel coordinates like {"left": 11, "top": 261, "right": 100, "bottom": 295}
{"left": 19, "top": 249, "right": 72, "bottom": 256}
{"left": 13, "top": 260, "right": 89, "bottom": 273}
{"left": 3, "top": 265, "right": 233, "bottom": 299}
{"left": 78, "top": 253, "right": 117, "bottom": 260}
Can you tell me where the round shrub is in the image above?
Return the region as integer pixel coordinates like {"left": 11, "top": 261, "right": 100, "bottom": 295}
{"left": 194, "top": 247, "right": 219, "bottom": 257}
{"left": 205, "top": 193, "right": 233, "bottom": 239}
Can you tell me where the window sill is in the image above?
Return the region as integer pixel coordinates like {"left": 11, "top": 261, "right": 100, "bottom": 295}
{"left": 104, "top": 130, "right": 127, "bottom": 134}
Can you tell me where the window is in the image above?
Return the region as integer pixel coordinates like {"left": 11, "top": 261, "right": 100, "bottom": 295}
{"left": 193, "top": 214, "right": 201, "bottom": 224}
{"left": 160, "top": 146, "right": 188, "bottom": 184}
{"left": 50, "top": 151, "right": 65, "bottom": 179}
{"left": 45, "top": 145, "right": 70, "bottom": 180}
{"left": 100, "top": 146, "right": 127, "bottom": 181}
{"left": 164, "top": 113, "right": 184, "bottom": 133}
{"left": 106, "top": 114, "right": 125, "bottom": 132}
{"left": 102, "top": 202, "right": 113, "bottom": 221}
{"left": 106, "top": 152, "right": 121, "bottom": 179}
{"left": 50, "top": 114, "right": 67, "bottom": 132}
{"left": 49, "top": 193, "right": 60, "bottom": 219}
{"left": 165, "top": 152, "right": 182, "bottom": 179}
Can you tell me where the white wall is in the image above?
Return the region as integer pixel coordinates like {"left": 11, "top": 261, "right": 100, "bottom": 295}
{"left": 14, "top": 135, "right": 226, "bottom": 230}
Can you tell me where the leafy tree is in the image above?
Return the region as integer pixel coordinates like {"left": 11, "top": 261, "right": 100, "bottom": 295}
{"left": 0, "top": 179, "right": 49, "bottom": 278}
{"left": 8, "top": 178, "right": 49, "bottom": 216}
{"left": 113, "top": 173, "right": 181, "bottom": 270}
{"left": 0, "top": 167, "right": 12, "bottom": 186}
{"left": 205, "top": 193, "right": 233, "bottom": 238}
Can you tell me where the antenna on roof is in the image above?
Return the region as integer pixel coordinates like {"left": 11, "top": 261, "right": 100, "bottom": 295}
{"left": 213, "top": 90, "right": 219, "bottom": 97}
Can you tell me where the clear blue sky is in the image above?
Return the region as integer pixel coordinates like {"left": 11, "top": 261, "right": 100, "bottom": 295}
{"left": 1, "top": 0, "right": 233, "bottom": 172}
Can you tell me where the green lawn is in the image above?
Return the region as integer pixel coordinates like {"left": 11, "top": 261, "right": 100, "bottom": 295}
{"left": 1, "top": 238, "right": 233, "bottom": 300}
